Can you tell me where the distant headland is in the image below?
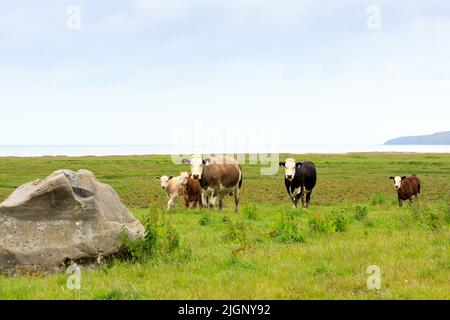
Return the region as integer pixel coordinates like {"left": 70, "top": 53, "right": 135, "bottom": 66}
{"left": 385, "top": 131, "right": 450, "bottom": 145}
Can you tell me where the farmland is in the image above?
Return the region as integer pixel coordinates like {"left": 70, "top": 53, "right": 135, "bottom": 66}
{"left": 0, "top": 153, "right": 449, "bottom": 299}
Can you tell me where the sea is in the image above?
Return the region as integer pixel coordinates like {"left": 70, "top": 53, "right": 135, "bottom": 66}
{"left": 0, "top": 145, "right": 449, "bottom": 157}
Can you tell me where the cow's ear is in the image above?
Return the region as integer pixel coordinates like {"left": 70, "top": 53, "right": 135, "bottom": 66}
{"left": 401, "top": 176, "right": 407, "bottom": 180}
{"left": 168, "top": 176, "right": 174, "bottom": 180}
{"left": 279, "top": 162, "right": 285, "bottom": 167}
{"left": 156, "top": 176, "right": 161, "bottom": 180}
{"left": 181, "top": 159, "right": 191, "bottom": 165}
{"left": 296, "top": 162, "right": 303, "bottom": 168}
{"left": 203, "top": 158, "right": 210, "bottom": 165}
{"left": 389, "top": 176, "right": 394, "bottom": 180}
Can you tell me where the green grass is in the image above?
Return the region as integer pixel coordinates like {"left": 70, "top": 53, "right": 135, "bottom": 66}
{"left": 0, "top": 153, "right": 449, "bottom": 299}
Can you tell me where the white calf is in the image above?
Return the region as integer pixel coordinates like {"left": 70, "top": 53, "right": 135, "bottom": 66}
{"left": 156, "top": 175, "right": 185, "bottom": 210}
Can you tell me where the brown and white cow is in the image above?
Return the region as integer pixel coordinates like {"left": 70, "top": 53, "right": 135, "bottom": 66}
{"left": 156, "top": 175, "right": 186, "bottom": 211}
{"left": 182, "top": 155, "right": 242, "bottom": 213}
{"left": 179, "top": 171, "right": 202, "bottom": 209}
{"left": 389, "top": 174, "right": 421, "bottom": 207}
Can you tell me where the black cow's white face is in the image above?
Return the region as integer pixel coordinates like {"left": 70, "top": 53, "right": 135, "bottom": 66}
{"left": 390, "top": 176, "right": 405, "bottom": 190}
{"left": 280, "top": 158, "right": 297, "bottom": 181}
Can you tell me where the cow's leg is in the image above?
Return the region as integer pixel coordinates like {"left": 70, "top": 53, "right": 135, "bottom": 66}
{"left": 290, "top": 187, "right": 298, "bottom": 208}
{"left": 300, "top": 187, "right": 306, "bottom": 208}
{"left": 291, "top": 193, "right": 299, "bottom": 208}
{"left": 218, "top": 194, "right": 225, "bottom": 213}
{"left": 409, "top": 197, "right": 413, "bottom": 205}
{"left": 234, "top": 186, "right": 240, "bottom": 213}
{"left": 201, "top": 191, "right": 208, "bottom": 208}
{"left": 305, "top": 190, "right": 312, "bottom": 208}
{"left": 209, "top": 191, "right": 218, "bottom": 212}
{"left": 183, "top": 194, "right": 189, "bottom": 208}
{"left": 290, "top": 195, "right": 296, "bottom": 208}
{"left": 194, "top": 195, "right": 200, "bottom": 209}
{"left": 292, "top": 187, "right": 301, "bottom": 208}
{"left": 167, "top": 195, "right": 176, "bottom": 211}
{"left": 398, "top": 196, "right": 403, "bottom": 208}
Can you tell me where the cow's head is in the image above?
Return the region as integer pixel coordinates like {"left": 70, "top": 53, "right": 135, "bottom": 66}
{"left": 390, "top": 176, "right": 406, "bottom": 189}
{"left": 179, "top": 171, "right": 189, "bottom": 186}
{"left": 279, "top": 158, "right": 302, "bottom": 181}
{"left": 181, "top": 155, "right": 210, "bottom": 180}
{"left": 156, "top": 175, "right": 173, "bottom": 189}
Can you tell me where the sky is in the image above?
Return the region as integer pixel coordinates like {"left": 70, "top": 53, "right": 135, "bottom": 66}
{"left": 0, "top": 0, "right": 449, "bottom": 147}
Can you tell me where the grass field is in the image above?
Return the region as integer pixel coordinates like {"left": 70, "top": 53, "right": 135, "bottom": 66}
{"left": 0, "top": 153, "right": 449, "bottom": 299}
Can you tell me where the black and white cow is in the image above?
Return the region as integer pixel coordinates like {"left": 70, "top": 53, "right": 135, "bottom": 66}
{"left": 279, "top": 158, "right": 317, "bottom": 208}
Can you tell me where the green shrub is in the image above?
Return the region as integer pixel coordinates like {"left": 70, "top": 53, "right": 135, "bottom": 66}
{"left": 121, "top": 209, "right": 184, "bottom": 261}
{"left": 160, "top": 223, "right": 180, "bottom": 252}
{"left": 329, "top": 209, "right": 348, "bottom": 232}
{"left": 308, "top": 213, "right": 335, "bottom": 233}
{"left": 364, "top": 219, "right": 374, "bottom": 228}
{"left": 308, "top": 209, "right": 348, "bottom": 233}
{"left": 289, "top": 207, "right": 306, "bottom": 216}
{"left": 198, "top": 211, "right": 212, "bottom": 226}
{"left": 444, "top": 199, "right": 450, "bottom": 225}
{"left": 410, "top": 204, "right": 445, "bottom": 230}
{"left": 121, "top": 219, "right": 157, "bottom": 259}
{"left": 354, "top": 205, "right": 369, "bottom": 221}
{"left": 95, "top": 287, "right": 142, "bottom": 300}
{"left": 242, "top": 204, "right": 258, "bottom": 220}
{"left": 224, "top": 218, "right": 255, "bottom": 251}
{"left": 370, "top": 192, "right": 387, "bottom": 206}
{"left": 426, "top": 211, "right": 442, "bottom": 230}
{"left": 271, "top": 210, "right": 305, "bottom": 243}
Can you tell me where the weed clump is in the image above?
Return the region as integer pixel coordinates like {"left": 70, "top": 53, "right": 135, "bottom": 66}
{"left": 364, "top": 219, "right": 375, "bottom": 228}
{"left": 271, "top": 210, "right": 305, "bottom": 243}
{"left": 198, "top": 211, "right": 212, "bottom": 226}
{"left": 95, "top": 287, "right": 143, "bottom": 300}
{"left": 121, "top": 209, "right": 189, "bottom": 261}
{"left": 410, "top": 204, "right": 446, "bottom": 230}
{"left": 224, "top": 218, "right": 255, "bottom": 251}
{"left": 354, "top": 205, "right": 369, "bottom": 221}
{"left": 308, "top": 212, "right": 334, "bottom": 233}
{"left": 329, "top": 209, "right": 348, "bottom": 232}
{"left": 308, "top": 209, "right": 348, "bottom": 233}
{"left": 242, "top": 204, "right": 258, "bottom": 220}
{"left": 370, "top": 192, "right": 387, "bottom": 206}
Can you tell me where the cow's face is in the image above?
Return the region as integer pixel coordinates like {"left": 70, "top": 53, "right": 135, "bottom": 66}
{"left": 390, "top": 176, "right": 405, "bottom": 189}
{"left": 156, "top": 175, "right": 172, "bottom": 189}
{"left": 179, "top": 172, "right": 189, "bottom": 186}
{"left": 182, "top": 155, "right": 209, "bottom": 180}
{"left": 279, "top": 158, "right": 298, "bottom": 181}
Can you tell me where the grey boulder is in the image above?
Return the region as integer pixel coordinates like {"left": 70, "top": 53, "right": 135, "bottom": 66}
{"left": 0, "top": 169, "right": 144, "bottom": 273}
